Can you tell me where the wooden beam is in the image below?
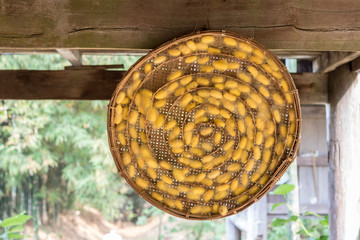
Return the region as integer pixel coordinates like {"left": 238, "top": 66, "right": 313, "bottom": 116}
{"left": 297, "top": 156, "right": 328, "bottom": 166}
{"left": 56, "top": 49, "right": 82, "bottom": 66}
{"left": 350, "top": 57, "right": 360, "bottom": 72}
{"left": 313, "top": 52, "right": 360, "bottom": 73}
{"left": 292, "top": 73, "right": 328, "bottom": 104}
{"left": 1, "top": 0, "right": 360, "bottom": 51}
{"left": 0, "top": 70, "right": 328, "bottom": 101}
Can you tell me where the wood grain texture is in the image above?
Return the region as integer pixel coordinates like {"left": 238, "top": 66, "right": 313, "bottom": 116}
{"left": 313, "top": 52, "right": 360, "bottom": 73}
{"left": 1, "top": 0, "right": 360, "bottom": 51}
{"left": 0, "top": 70, "right": 328, "bottom": 101}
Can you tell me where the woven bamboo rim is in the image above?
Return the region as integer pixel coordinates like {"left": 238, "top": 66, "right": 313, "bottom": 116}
{"left": 107, "top": 30, "right": 301, "bottom": 220}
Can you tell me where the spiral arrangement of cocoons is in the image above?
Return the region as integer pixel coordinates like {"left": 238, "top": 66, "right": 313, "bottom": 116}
{"left": 108, "top": 31, "right": 301, "bottom": 220}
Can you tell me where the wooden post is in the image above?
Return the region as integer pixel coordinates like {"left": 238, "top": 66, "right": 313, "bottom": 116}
{"left": 288, "top": 158, "right": 300, "bottom": 240}
{"left": 328, "top": 63, "right": 360, "bottom": 239}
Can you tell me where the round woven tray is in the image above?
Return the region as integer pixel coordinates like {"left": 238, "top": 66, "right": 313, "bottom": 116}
{"left": 107, "top": 30, "right": 301, "bottom": 220}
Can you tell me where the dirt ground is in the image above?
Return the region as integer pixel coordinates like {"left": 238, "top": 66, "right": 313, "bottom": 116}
{"left": 25, "top": 207, "right": 168, "bottom": 240}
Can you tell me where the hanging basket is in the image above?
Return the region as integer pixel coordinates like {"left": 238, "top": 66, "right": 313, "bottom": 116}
{"left": 107, "top": 31, "right": 301, "bottom": 220}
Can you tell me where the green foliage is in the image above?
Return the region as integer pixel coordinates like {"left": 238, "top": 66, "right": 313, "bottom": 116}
{"left": 0, "top": 214, "right": 32, "bottom": 239}
{"left": 268, "top": 184, "right": 329, "bottom": 240}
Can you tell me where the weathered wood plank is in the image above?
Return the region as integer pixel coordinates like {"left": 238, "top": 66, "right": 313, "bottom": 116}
{"left": 1, "top": 0, "right": 360, "bottom": 51}
{"left": 0, "top": 70, "right": 328, "bottom": 101}
{"left": 350, "top": 57, "right": 360, "bottom": 72}
{"left": 313, "top": 52, "right": 360, "bottom": 73}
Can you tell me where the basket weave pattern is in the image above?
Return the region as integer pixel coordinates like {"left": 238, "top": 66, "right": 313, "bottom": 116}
{"left": 107, "top": 31, "right": 301, "bottom": 220}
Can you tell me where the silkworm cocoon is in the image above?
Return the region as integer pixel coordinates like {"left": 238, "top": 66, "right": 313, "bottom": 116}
{"left": 249, "top": 185, "right": 259, "bottom": 194}
{"left": 263, "top": 149, "right": 271, "bottom": 163}
{"left": 121, "top": 106, "right": 128, "bottom": 120}
{"left": 185, "top": 56, "right": 197, "bottom": 63}
{"left": 289, "top": 122, "right": 296, "bottom": 135}
{"left": 234, "top": 186, "right": 246, "bottom": 195}
{"left": 255, "top": 132, "right": 264, "bottom": 145}
{"left": 231, "top": 180, "right": 239, "bottom": 192}
{"left": 197, "top": 77, "right": 209, "bottom": 86}
{"left": 213, "top": 59, "right": 228, "bottom": 71}
{"left": 237, "top": 195, "right": 249, "bottom": 204}
{"left": 186, "top": 81, "right": 198, "bottom": 91}
{"left": 169, "top": 139, "right": 184, "bottom": 149}
{"left": 234, "top": 51, "right": 247, "bottom": 59}
{"left": 154, "top": 100, "right": 166, "bottom": 109}
{"left": 193, "top": 109, "right": 205, "bottom": 119}
{"left": 250, "top": 93, "right": 262, "bottom": 104}
{"left": 250, "top": 55, "right": 263, "bottom": 64}
{"left": 280, "top": 125, "right": 287, "bottom": 138}
{"left": 272, "top": 93, "right": 284, "bottom": 105}
{"left": 184, "top": 122, "right": 195, "bottom": 132}
{"left": 174, "top": 200, "right": 183, "bottom": 210}
{"left": 187, "top": 192, "right": 201, "bottom": 201}
{"left": 137, "top": 157, "right": 145, "bottom": 169}
{"left": 168, "top": 127, "right": 180, "bottom": 140}
{"left": 223, "top": 100, "right": 235, "bottom": 112}
{"left": 114, "top": 105, "right": 123, "bottom": 124}
{"left": 116, "top": 121, "right": 126, "bottom": 132}
{"left": 213, "top": 119, "right": 225, "bottom": 128}
{"left": 168, "top": 48, "right": 181, "bottom": 57}
{"left": 156, "top": 181, "right": 166, "bottom": 192}
{"left": 180, "top": 76, "right": 193, "bottom": 85}
{"left": 241, "top": 172, "right": 249, "bottom": 186}
{"left": 115, "top": 91, "right": 126, "bottom": 104}
{"left": 198, "top": 56, "right": 209, "bottom": 64}
{"left": 185, "top": 102, "right": 196, "bottom": 113}
{"left": 167, "top": 82, "right": 179, "bottom": 93}
{"left": 172, "top": 147, "right": 184, "bottom": 154}
{"left": 258, "top": 162, "right": 268, "bottom": 175}
{"left": 128, "top": 165, "right": 135, "bottom": 178}
{"left": 154, "top": 56, "right": 166, "bottom": 64}
{"left": 237, "top": 73, "right": 251, "bottom": 84}
{"left": 191, "top": 187, "right": 206, "bottom": 196}
{"left": 201, "top": 35, "right": 214, "bottom": 44}
{"left": 224, "top": 93, "right": 237, "bottom": 102}
{"left": 208, "top": 97, "right": 220, "bottom": 106}
{"left": 178, "top": 185, "right": 189, "bottom": 193}
{"left": 191, "top": 135, "right": 199, "bottom": 147}
{"left": 135, "top": 177, "right": 148, "bottom": 189}
{"left": 201, "top": 178, "right": 213, "bottom": 187}
{"left": 179, "top": 157, "right": 190, "bottom": 166}
{"left": 186, "top": 40, "right": 197, "bottom": 51}
{"left": 216, "top": 173, "right": 232, "bottom": 184}
{"left": 214, "top": 156, "right": 226, "bottom": 165}
{"left": 144, "top": 63, "right": 152, "bottom": 74}
{"left": 197, "top": 90, "right": 209, "bottom": 99}
{"left": 219, "top": 205, "right": 228, "bottom": 216}
{"left": 152, "top": 192, "right": 163, "bottom": 202}
{"left": 273, "top": 109, "right": 281, "bottom": 123}
{"left": 147, "top": 168, "right": 157, "bottom": 179}
{"left": 201, "top": 142, "right": 213, "bottom": 152}
{"left": 272, "top": 71, "right": 282, "bottom": 79}
{"left": 233, "top": 148, "right": 242, "bottom": 160}
{"left": 128, "top": 111, "right": 138, "bottom": 125}
{"left": 265, "top": 121, "right": 275, "bottom": 135}
{"left": 179, "top": 44, "right": 191, "bottom": 55}
{"left": 208, "top": 47, "right": 221, "bottom": 54}
{"left": 261, "top": 63, "right": 273, "bottom": 73}
{"left": 286, "top": 135, "right": 294, "bottom": 148}
{"left": 246, "top": 98, "right": 257, "bottom": 109}
{"left": 163, "top": 120, "right": 176, "bottom": 132}
{"left": 227, "top": 163, "right": 241, "bottom": 172}
{"left": 179, "top": 93, "right": 193, "bottom": 108}
{"left": 168, "top": 70, "right": 183, "bottom": 81}
{"left": 122, "top": 152, "right": 131, "bottom": 165}
{"left": 159, "top": 161, "right": 171, "bottom": 170}
{"left": 209, "top": 90, "right": 222, "bottom": 99}
{"left": 190, "top": 205, "right": 202, "bottom": 214}
{"left": 285, "top": 93, "right": 293, "bottom": 104}
{"left": 186, "top": 175, "right": 196, "bottom": 183}
{"left": 247, "top": 65, "right": 258, "bottom": 78}
{"left": 200, "top": 127, "right": 213, "bottom": 136}
{"left": 223, "top": 140, "right": 235, "bottom": 151}
{"left": 239, "top": 42, "right": 253, "bottom": 53}
{"left": 264, "top": 136, "right": 275, "bottom": 148}
{"left": 153, "top": 114, "right": 165, "bottom": 129}
{"left": 202, "top": 190, "right": 214, "bottom": 202}
{"left": 214, "top": 191, "right": 228, "bottom": 201}
{"left": 193, "top": 95, "right": 203, "bottom": 104}
{"left": 208, "top": 170, "right": 220, "bottom": 179}
{"left": 118, "top": 133, "right": 126, "bottom": 145}
{"left": 217, "top": 184, "right": 230, "bottom": 192}
{"left": 164, "top": 198, "right": 175, "bottom": 208}
{"left": 240, "top": 150, "right": 249, "bottom": 164}
{"left": 190, "top": 147, "right": 204, "bottom": 157}
{"left": 224, "top": 37, "right": 237, "bottom": 46}
{"left": 280, "top": 79, "right": 289, "bottom": 92}
{"left": 129, "top": 127, "right": 138, "bottom": 139}
{"left": 219, "top": 109, "right": 230, "bottom": 119}
{"left": 258, "top": 86, "right": 270, "bottom": 98}
{"left": 238, "top": 84, "right": 250, "bottom": 93}
{"left": 275, "top": 142, "right": 284, "bottom": 156}
{"left": 194, "top": 173, "right": 206, "bottom": 182}
{"left": 230, "top": 62, "right": 241, "bottom": 69}
{"left": 229, "top": 89, "right": 240, "bottom": 97}
{"left": 161, "top": 175, "right": 172, "bottom": 185}
{"left": 184, "top": 131, "right": 192, "bottom": 145}
{"left": 196, "top": 42, "right": 208, "bottom": 51}
{"left": 266, "top": 58, "right": 279, "bottom": 70}
{"left": 147, "top": 108, "right": 158, "bottom": 122}
{"left": 167, "top": 187, "right": 179, "bottom": 196}
{"left": 207, "top": 106, "right": 219, "bottom": 115}
{"left": 214, "top": 132, "right": 222, "bottom": 145}
{"left": 202, "top": 155, "right": 214, "bottom": 163}
{"left": 259, "top": 175, "right": 270, "bottom": 185}
{"left": 253, "top": 146, "right": 261, "bottom": 160}
{"left": 190, "top": 160, "right": 202, "bottom": 169}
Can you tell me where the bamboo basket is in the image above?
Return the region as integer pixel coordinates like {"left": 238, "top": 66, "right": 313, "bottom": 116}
{"left": 107, "top": 30, "right": 301, "bottom": 220}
